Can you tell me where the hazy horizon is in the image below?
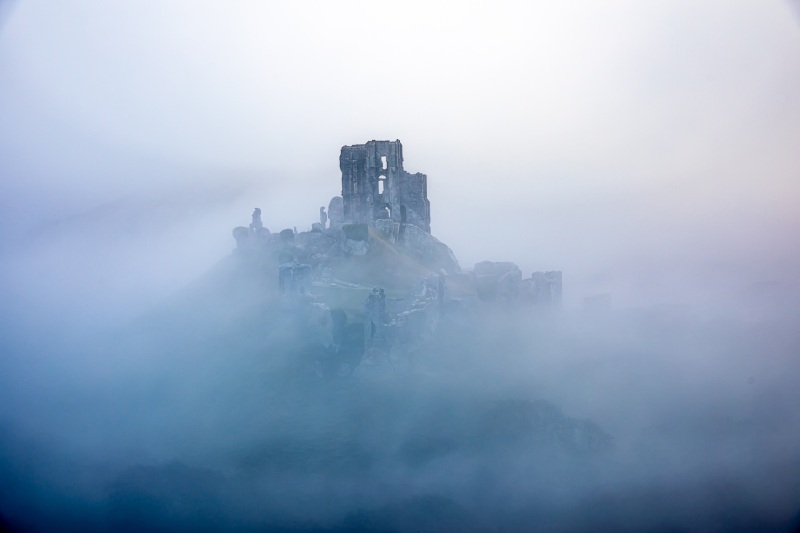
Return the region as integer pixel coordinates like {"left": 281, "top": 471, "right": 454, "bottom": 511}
{"left": 2, "top": 1, "right": 799, "bottom": 317}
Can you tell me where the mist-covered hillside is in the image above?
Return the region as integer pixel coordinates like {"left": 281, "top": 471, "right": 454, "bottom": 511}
{"left": 2, "top": 231, "right": 799, "bottom": 531}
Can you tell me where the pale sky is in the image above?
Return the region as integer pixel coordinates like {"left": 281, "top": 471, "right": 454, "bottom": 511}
{"left": 1, "top": 0, "right": 799, "bottom": 313}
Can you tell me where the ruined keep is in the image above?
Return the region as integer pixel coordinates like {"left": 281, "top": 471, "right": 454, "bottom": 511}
{"left": 340, "top": 140, "right": 431, "bottom": 233}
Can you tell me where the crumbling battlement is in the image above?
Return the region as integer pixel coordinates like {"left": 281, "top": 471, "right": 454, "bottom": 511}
{"left": 472, "top": 262, "right": 563, "bottom": 306}
{"left": 340, "top": 140, "right": 431, "bottom": 233}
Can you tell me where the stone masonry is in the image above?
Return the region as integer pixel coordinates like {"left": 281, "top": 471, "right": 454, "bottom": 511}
{"left": 339, "top": 140, "right": 431, "bottom": 233}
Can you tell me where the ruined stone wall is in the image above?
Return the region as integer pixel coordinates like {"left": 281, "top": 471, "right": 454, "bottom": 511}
{"left": 531, "top": 271, "right": 563, "bottom": 305}
{"left": 340, "top": 144, "right": 370, "bottom": 224}
{"left": 398, "top": 171, "right": 431, "bottom": 233}
{"left": 340, "top": 140, "right": 431, "bottom": 233}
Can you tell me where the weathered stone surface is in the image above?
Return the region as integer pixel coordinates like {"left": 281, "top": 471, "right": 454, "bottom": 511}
{"left": 342, "top": 223, "right": 369, "bottom": 241}
{"left": 373, "top": 218, "right": 399, "bottom": 243}
{"left": 302, "top": 302, "right": 365, "bottom": 377}
{"left": 384, "top": 274, "right": 447, "bottom": 364}
{"left": 363, "top": 288, "right": 389, "bottom": 358}
{"left": 530, "top": 271, "right": 563, "bottom": 306}
{"left": 472, "top": 263, "right": 562, "bottom": 306}
{"left": 279, "top": 262, "right": 312, "bottom": 295}
{"left": 250, "top": 207, "right": 263, "bottom": 231}
{"left": 319, "top": 206, "right": 327, "bottom": 228}
{"left": 340, "top": 140, "right": 431, "bottom": 233}
{"left": 279, "top": 228, "right": 295, "bottom": 243}
{"left": 473, "top": 261, "right": 522, "bottom": 302}
{"left": 232, "top": 226, "right": 250, "bottom": 248}
{"left": 327, "top": 196, "right": 344, "bottom": 229}
{"left": 340, "top": 223, "right": 370, "bottom": 256}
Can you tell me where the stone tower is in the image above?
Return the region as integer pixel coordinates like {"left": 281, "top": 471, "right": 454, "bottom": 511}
{"left": 339, "top": 140, "right": 431, "bottom": 233}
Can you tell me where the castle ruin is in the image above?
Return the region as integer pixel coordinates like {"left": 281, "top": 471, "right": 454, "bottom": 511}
{"left": 230, "top": 140, "right": 564, "bottom": 375}
{"left": 339, "top": 140, "right": 431, "bottom": 233}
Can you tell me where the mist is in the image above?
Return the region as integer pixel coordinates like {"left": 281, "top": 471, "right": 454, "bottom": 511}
{"left": 2, "top": 1, "right": 800, "bottom": 531}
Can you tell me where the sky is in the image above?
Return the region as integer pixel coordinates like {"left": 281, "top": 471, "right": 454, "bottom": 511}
{"left": 1, "top": 0, "right": 799, "bottom": 314}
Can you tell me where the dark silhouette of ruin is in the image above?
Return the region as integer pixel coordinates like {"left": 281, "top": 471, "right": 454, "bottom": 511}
{"left": 339, "top": 140, "right": 431, "bottom": 233}
{"left": 250, "top": 208, "right": 263, "bottom": 231}
{"left": 319, "top": 206, "right": 327, "bottom": 229}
